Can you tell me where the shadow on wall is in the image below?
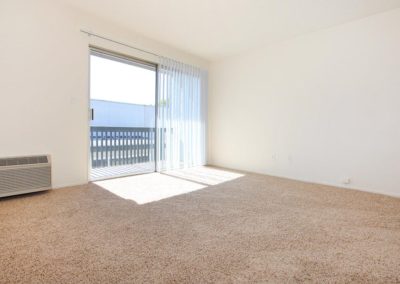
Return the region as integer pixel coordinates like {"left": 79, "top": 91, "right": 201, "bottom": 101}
{"left": 92, "top": 166, "right": 244, "bottom": 205}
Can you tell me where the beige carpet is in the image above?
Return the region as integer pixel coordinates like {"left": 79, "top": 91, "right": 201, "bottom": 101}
{"left": 1, "top": 167, "right": 399, "bottom": 283}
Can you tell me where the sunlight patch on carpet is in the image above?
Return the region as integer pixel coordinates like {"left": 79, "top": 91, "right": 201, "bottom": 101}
{"left": 164, "top": 166, "right": 244, "bottom": 185}
{"left": 94, "top": 173, "right": 206, "bottom": 204}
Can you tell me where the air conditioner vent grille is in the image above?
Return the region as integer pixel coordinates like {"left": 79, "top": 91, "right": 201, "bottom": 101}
{"left": 0, "top": 167, "right": 51, "bottom": 194}
{"left": 0, "top": 156, "right": 48, "bottom": 167}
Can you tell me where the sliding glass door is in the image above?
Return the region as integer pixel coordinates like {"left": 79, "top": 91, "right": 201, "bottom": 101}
{"left": 89, "top": 49, "right": 157, "bottom": 180}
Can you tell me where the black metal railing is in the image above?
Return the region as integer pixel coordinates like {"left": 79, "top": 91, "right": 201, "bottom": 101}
{"left": 90, "top": 126, "right": 158, "bottom": 168}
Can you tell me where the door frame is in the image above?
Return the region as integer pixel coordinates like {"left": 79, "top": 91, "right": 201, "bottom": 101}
{"left": 87, "top": 46, "right": 158, "bottom": 181}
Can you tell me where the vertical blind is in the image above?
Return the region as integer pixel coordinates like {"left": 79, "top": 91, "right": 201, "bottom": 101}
{"left": 157, "top": 57, "right": 207, "bottom": 171}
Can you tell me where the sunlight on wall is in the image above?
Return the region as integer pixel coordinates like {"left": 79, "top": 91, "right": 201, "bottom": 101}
{"left": 93, "top": 166, "right": 244, "bottom": 204}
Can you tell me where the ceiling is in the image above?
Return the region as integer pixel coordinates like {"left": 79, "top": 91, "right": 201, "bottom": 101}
{"left": 64, "top": 0, "right": 400, "bottom": 61}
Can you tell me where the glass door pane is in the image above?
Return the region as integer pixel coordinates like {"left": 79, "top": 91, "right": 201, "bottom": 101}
{"left": 89, "top": 50, "right": 156, "bottom": 180}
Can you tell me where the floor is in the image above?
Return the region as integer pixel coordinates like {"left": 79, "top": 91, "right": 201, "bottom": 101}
{"left": 1, "top": 166, "right": 399, "bottom": 283}
{"left": 90, "top": 162, "right": 155, "bottom": 180}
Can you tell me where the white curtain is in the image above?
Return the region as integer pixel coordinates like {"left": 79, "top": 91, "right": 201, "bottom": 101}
{"left": 156, "top": 57, "right": 207, "bottom": 171}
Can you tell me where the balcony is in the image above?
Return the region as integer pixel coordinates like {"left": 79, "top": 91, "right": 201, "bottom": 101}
{"left": 90, "top": 126, "right": 162, "bottom": 180}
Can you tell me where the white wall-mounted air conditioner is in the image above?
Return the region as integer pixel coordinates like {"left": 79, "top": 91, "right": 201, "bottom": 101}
{"left": 0, "top": 155, "right": 52, "bottom": 198}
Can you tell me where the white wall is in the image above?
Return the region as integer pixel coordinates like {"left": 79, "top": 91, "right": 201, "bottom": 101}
{"left": 0, "top": 0, "right": 208, "bottom": 188}
{"left": 209, "top": 8, "right": 400, "bottom": 197}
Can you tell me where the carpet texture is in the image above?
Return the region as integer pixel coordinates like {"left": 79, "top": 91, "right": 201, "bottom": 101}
{"left": 1, "top": 168, "right": 399, "bottom": 283}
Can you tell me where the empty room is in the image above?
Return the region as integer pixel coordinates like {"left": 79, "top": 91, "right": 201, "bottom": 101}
{"left": 1, "top": 0, "right": 400, "bottom": 283}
